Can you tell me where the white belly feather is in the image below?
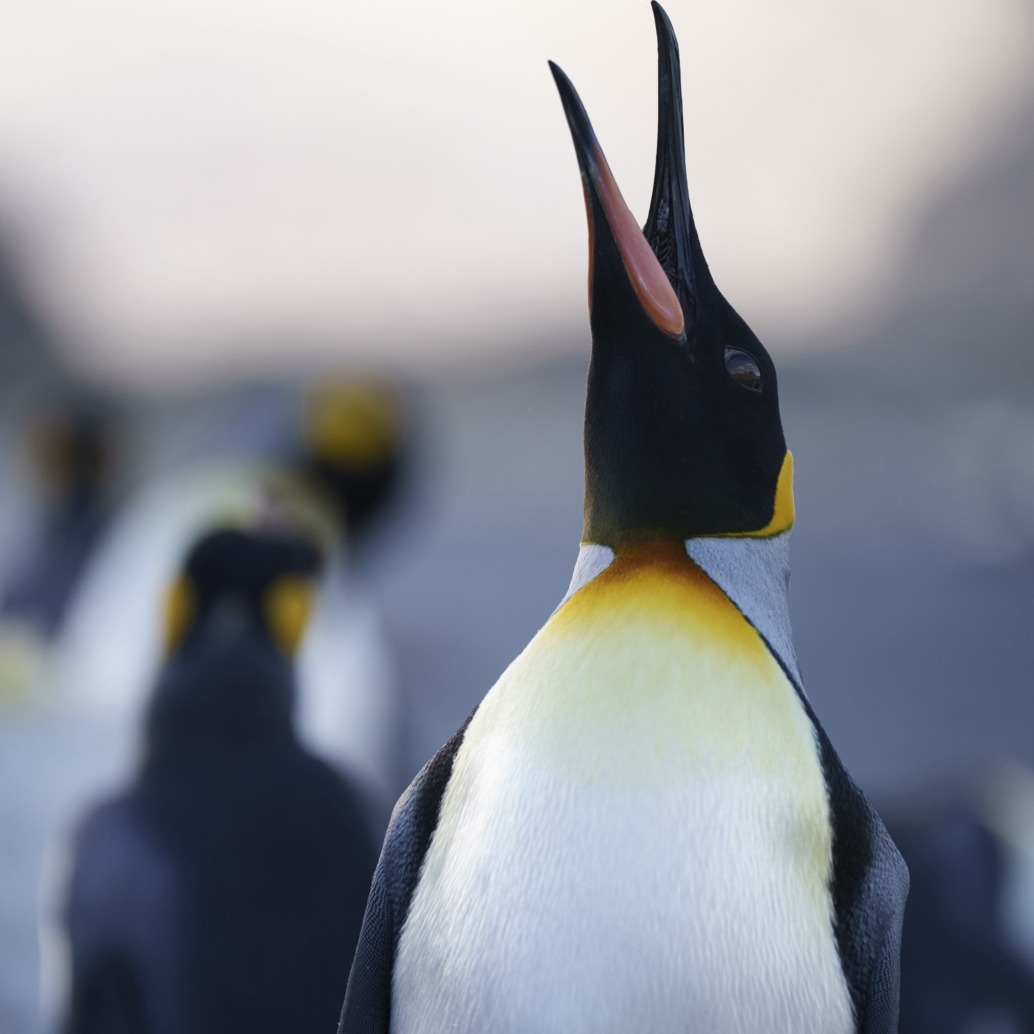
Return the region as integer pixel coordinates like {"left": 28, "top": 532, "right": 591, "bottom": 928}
{"left": 393, "top": 546, "right": 854, "bottom": 1034}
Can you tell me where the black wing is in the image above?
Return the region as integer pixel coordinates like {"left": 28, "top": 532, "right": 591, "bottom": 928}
{"left": 813, "top": 725, "right": 910, "bottom": 1034}
{"left": 338, "top": 711, "right": 475, "bottom": 1034}
{"left": 60, "top": 797, "right": 185, "bottom": 1034}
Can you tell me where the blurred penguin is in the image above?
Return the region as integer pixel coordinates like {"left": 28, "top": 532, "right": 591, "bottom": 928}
{"left": 53, "top": 525, "right": 379, "bottom": 1034}
{"left": 0, "top": 407, "right": 115, "bottom": 680}
{"left": 56, "top": 378, "right": 409, "bottom": 800}
{"left": 1, "top": 405, "right": 114, "bottom": 637}
{"left": 300, "top": 380, "right": 406, "bottom": 553}
{"left": 292, "top": 379, "right": 408, "bottom": 791}
{"left": 892, "top": 765, "right": 1034, "bottom": 1033}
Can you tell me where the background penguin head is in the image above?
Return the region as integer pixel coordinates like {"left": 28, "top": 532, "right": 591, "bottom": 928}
{"left": 299, "top": 379, "right": 407, "bottom": 549}
{"left": 552, "top": 3, "right": 792, "bottom": 548}
{"left": 29, "top": 404, "right": 115, "bottom": 508}
{"left": 145, "top": 526, "right": 322, "bottom": 751}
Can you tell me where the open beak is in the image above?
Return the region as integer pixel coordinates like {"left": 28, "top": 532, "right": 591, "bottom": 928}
{"left": 549, "top": 59, "right": 685, "bottom": 340}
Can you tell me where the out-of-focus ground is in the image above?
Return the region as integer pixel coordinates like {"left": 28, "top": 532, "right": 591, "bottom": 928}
{"left": 1, "top": 8, "right": 1033, "bottom": 1032}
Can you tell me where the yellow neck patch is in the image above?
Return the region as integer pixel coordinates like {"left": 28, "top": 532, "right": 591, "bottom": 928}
{"left": 448, "top": 538, "right": 833, "bottom": 909}
{"left": 498, "top": 539, "right": 820, "bottom": 792}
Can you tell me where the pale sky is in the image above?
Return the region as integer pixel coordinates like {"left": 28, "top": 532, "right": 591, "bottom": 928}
{"left": 0, "top": 0, "right": 1031, "bottom": 387}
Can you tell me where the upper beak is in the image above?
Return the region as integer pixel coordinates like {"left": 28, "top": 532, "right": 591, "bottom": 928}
{"left": 644, "top": 1, "right": 710, "bottom": 316}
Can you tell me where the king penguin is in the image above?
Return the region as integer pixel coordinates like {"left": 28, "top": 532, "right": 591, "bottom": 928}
{"left": 56, "top": 526, "right": 379, "bottom": 1034}
{"left": 338, "top": 6, "right": 908, "bottom": 1032}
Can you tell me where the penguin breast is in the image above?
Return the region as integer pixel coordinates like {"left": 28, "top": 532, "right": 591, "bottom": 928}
{"left": 393, "top": 543, "right": 854, "bottom": 1034}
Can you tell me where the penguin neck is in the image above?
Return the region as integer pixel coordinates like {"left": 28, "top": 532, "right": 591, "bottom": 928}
{"left": 562, "top": 532, "right": 801, "bottom": 693}
{"left": 141, "top": 645, "right": 298, "bottom": 766}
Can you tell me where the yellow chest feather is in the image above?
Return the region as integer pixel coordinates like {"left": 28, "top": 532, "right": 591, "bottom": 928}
{"left": 482, "top": 541, "right": 819, "bottom": 792}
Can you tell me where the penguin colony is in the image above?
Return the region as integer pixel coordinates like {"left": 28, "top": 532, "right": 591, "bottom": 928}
{"left": 59, "top": 527, "right": 378, "bottom": 1033}
{"left": 339, "top": 6, "right": 908, "bottom": 1034}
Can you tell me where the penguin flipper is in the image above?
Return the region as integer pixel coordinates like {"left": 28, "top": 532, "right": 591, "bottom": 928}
{"left": 61, "top": 798, "right": 184, "bottom": 1033}
{"left": 815, "top": 729, "right": 910, "bottom": 1034}
{"left": 338, "top": 712, "right": 476, "bottom": 1034}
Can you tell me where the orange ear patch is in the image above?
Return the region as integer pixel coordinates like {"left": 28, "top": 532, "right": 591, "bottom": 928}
{"left": 162, "top": 576, "right": 196, "bottom": 656}
{"left": 736, "top": 451, "right": 796, "bottom": 538}
{"left": 264, "top": 576, "right": 314, "bottom": 655}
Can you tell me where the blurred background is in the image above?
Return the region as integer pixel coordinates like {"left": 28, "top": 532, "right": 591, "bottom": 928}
{"left": 1, "top": 0, "right": 1033, "bottom": 1030}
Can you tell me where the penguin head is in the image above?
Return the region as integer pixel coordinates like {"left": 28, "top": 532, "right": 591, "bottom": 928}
{"left": 29, "top": 404, "right": 113, "bottom": 506}
{"left": 299, "top": 380, "right": 407, "bottom": 547}
{"left": 551, "top": 3, "right": 793, "bottom": 548}
{"left": 162, "top": 527, "right": 322, "bottom": 662}
{"left": 146, "top": 527, "right": 322, "bottom": 750}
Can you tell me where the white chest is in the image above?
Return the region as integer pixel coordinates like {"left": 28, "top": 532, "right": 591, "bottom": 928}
{"left": 393, "top": 551, "right": 854, "bottom": 1034}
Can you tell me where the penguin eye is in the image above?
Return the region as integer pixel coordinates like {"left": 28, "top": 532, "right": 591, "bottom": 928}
{"left": 724, "top": 347, "right": 762, "bottom": 392}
